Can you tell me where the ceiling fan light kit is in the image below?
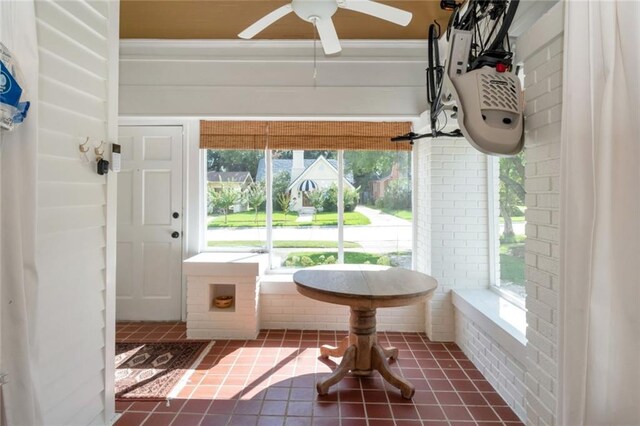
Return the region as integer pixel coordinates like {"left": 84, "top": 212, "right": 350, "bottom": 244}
{"left": 238, "top": 0, "right": 413, "bottom": 55}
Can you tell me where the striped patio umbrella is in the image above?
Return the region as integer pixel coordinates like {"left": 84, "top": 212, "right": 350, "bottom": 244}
{"left": 298, "top": 179, "right": 318, "bottom": 192}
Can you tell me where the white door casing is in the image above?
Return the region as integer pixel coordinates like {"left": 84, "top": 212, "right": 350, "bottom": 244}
{"left": 116, "top": 126, "right": 183, "bottom": 320}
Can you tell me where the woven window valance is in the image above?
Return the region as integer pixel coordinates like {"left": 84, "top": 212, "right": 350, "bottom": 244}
{"left": 199, "top": 120, "right": 412, "bottom": 151}
{"left": 200, "top": 121, "right": 269, "bottom": 149}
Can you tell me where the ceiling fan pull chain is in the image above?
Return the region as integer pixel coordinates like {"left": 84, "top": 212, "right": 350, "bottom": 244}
{"left": 312, "top": 18, "right": 318, "bottom": 85}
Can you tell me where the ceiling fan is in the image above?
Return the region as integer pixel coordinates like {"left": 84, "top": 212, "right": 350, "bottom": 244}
{"left": 238, "top": 0, "right": 413, "bottom": 55}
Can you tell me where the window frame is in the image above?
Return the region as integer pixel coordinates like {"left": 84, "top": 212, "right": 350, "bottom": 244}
{"left": 201, "top": 147, "right": 415, "bottom": 272}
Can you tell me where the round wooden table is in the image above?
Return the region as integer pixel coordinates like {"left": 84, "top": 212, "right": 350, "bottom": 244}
{"left": 293, "top": 265, "right": 437, "bottom": 399}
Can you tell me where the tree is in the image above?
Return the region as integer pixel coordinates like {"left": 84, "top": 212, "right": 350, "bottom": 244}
{"left": 499, "top": 153, "right": 525, "bottom": 242}
{"left": 272, "top": 171, "right": 291, "bottom": 212}
{"left": 208, "top": 185, "right": 240, "bottom": 224}
{"left": 207, "top": 150, "right": 263, "bottom": 178}
{"left": 306, "top": 189, "right": 324, "bottom": 220}
{"left": 345, "top": 151, "right": 396, "bottom": 178}
{"left": 242, "top": 182, "right": 266, "bottom": 222}
{"left": 276, "top": 191, "right": 293, "bottom": 224}
{"left": 377, "top": 179, "right": 411, "bottom": 209}
{"left": 344, "top": 151, "right": 410, "bottom": 203}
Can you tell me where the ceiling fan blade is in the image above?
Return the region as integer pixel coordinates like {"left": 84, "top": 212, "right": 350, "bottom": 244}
{"left": 315, "top": 17, "right": 342, "bottom": 55}
{"left": 340, "top": 0, "right": 412, "bottom": 26}
{"left": 238, "top": 3, "right": 294, "bottom": 39}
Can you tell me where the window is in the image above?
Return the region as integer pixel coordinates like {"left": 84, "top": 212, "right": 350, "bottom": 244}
{"left": 206, "top": 149, "right": 266, "bottom": 251}
{"left": 490, "top": 153, "right": 526, "bottom": 304}
{"left": 201, "top": 120, "right": 414, "bottom": 271}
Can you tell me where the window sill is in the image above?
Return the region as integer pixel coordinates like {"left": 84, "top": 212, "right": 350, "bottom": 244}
{"left": 260, "top": 274, "right": 297, "bottom": 294}
{"left": 452, "top": 289, "right": 527, "bottom": 365}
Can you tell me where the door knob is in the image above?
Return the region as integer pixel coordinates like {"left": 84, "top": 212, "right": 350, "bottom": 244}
{"left": 173, "top": 212, "right": 180, "bottom": 219}
{"left": 171, "top": 231, "right": 180, "bottom": 239}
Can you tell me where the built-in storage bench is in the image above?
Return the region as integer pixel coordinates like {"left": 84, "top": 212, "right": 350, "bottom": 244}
{"left": 183, "top": 253, "right": 268, "bottom": 339}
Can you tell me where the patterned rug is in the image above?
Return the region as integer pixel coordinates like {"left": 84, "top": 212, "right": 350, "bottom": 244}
{"left": 115, "top": 341, "right": 212, "bottom": 400}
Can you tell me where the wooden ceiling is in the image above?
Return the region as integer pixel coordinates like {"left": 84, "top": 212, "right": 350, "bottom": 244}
{"left": 120, "top": 0, "right": 452, "bottom": 40}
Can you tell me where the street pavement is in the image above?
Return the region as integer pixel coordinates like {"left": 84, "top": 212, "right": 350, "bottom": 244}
{"left": 207, "top": 206, "right": 413, "bottom": 253}
{"left": 206, "top": 207, "right": 525, "bottom": 254}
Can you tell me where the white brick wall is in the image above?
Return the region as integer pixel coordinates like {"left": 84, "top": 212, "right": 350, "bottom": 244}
{"left": 259, "top": 292, "right": 425, "bottom": 332}
{"left": 186, "top": 276, "right": 261, "bottom": 339}
{"left": 517, "top": 4, "right": 564, "bottom": 425}
{"left": 415, "top": 139, "right": 492, "bottom": 341}
{"left": 456, "top": 313, "right": 527, "bottom": 421}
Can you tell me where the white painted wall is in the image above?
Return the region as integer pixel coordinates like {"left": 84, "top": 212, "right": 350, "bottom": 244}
{"left": 119, "top": 40, "right": 433, "bottom": 333}
{"left": 414, "top": 139, "right": 492, "bottom": 342}
{"left": 518, "top": 4, "right": 564, "bottom": 425}
{"left": 119, "top": 40, "right": 429, "bottom": 118}
{"left": 260, "top": 283, "right": 425, "bottom": 332}
{"left": 34, "top": 0, "right": 118, "bottom": 424}
{"left": 446, "top": 4, "right": 565, "bottom": 425}
{"left": 456, "top": 310, "right": 527, "bottom": 420}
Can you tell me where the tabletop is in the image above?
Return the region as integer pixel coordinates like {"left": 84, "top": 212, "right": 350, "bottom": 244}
{"left": 293, "top": 264, "right": 437, "bottom": 309}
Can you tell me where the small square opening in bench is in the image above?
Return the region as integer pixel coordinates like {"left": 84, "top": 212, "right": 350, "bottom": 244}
{"left": 209, "top": 283, "right": 236, "bottom": 312}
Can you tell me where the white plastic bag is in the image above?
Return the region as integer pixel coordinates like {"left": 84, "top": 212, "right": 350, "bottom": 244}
{"left": 0, "top": 41, "right": 30, "bottom": 130}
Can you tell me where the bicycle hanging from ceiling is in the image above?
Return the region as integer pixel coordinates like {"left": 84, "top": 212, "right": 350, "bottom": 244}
{"left": 393, "top": 0, "right": 524, "bottom": 157}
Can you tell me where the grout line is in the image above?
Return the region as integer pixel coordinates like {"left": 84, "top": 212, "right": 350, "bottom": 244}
{"left": 114, "top": 323, "right": 523, "bottom": 426}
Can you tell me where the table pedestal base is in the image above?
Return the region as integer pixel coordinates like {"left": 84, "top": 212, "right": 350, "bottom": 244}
{"left": 317, "top": 307, "right": 415, "bottom": 399}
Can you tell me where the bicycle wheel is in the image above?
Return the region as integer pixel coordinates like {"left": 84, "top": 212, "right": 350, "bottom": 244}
{"left": 427, "top": 22, "right": 446, "bottom": 136}
{"left": 452, "top": 0, "right": 519, "bottom": 70}
{"left": 426, "top": 22, "right": 443, "bottom": 107}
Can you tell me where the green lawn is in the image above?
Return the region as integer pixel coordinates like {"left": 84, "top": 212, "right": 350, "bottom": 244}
{"left": 500, "top": 242, "right": 525, "bottom": 285}
{"left": 208, "top": 211, "right": 370, "bottom": 228}
{"left": 207, "top": 240, "right": 361, "bottom": 248}
{"left": 499, "top": 216, "right": 525, "bottom": 223}
{"left": 381, "top": 209, "right": 413, "bottom": 221}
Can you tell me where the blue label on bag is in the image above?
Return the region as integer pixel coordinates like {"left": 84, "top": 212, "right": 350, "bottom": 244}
{"left": 0, "top": 60, "right": 23, "bottom": 107}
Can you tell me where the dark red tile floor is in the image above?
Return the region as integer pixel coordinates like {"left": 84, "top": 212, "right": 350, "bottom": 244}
{"left": 115, "top": 323, "right": 523, "bottom": 426}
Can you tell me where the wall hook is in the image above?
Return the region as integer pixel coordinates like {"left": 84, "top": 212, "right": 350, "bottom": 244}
{"left": 79, "top": 137, "right": 91, "bottom": 162}
{"left": 94, "top": 140, "right": 105, "bottom": 159}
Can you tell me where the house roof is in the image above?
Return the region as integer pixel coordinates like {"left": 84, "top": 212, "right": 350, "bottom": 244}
{"left": 256, "top": 158, "right": 353, "bottom": 184}
{"left": 287, "top": 156, "right": 355, "bottom": 192}
{"left": 207, "top": 171, "right": 252, "bottom": 183}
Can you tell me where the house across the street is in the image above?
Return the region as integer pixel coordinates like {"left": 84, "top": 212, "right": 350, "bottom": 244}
{"left": 256, "top": 150, "right": 354, "bottom": 212}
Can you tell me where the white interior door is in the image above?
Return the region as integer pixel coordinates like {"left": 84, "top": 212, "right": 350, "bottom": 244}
{"left": 116, "top": 126, "right": 183, "bottom": 321}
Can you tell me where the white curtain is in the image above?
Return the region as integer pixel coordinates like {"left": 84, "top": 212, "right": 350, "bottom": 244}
{"left": 559, "top": 0, "right": 640, "bottom": 425}
{"left": 0, "top": 0, "right": 41, "bottom": 425}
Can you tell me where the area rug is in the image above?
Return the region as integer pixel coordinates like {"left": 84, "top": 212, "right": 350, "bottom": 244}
{"left": 115, "top": 341, "right": 213, "bottom": 401}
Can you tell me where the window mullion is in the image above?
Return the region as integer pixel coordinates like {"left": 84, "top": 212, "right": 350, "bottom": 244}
{"left": 487, "top": 155, "right": 498, "bottom": 287}
{"left": 338, "top": 150, "right": 344, "bottom": 264}
{"left": 265, "top": 149, "right": 274, "bottom": 266}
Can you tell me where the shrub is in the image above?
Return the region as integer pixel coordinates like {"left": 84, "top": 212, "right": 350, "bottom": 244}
{"left": 300, "top": 256, "right": 315, "bottom": 267}
{"left": 321, "top": 183, "right": 360, "bottom": 212}
{"left": 344, "top": 187, "right": 360, "bottom": 212}
{"left": 376, "top": 256, "right": 391, "bottom": 266}
{"left": 378, "top": 179, "right": 411, "bottom": 209}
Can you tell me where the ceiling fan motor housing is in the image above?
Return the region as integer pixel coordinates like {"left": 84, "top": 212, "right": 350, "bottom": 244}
{"left": 292, "top": 0, "right": 339, "bottom": 22}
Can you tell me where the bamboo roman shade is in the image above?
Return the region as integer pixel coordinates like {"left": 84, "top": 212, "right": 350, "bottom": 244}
{"left": 200, "top": 121, "right": 269, "bottom": 149}
{"left": 199, "top": 120, "right": 412, "bottom": 151}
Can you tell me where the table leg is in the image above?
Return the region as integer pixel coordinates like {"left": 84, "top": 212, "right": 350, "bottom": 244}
{"left": 316, "top": 307, "right": 414, "bottom": 399}
{"left": 320, "top": 336, "right": 350, "bottom": 358}
{"left": 380, "top": 345, "right": 399, "bottom": 360}
{"left": 317, "top": 345, "right": 356, "bottom": 395}
{"left": 371, "top": 345, "right": 415, "bottom": 399}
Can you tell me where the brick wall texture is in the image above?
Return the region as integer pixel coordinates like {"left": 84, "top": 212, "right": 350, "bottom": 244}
{"left": 415, "top": 139, "right": 492, "bottom": 342}
{"left": 259, "top": 293, "right": 425, "bottom": 332}
{"left": 520, "top": 5, "right": 564, "bottom": 425}
{"left": 456, "top": 313, "right": 527, "bottom": 420}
